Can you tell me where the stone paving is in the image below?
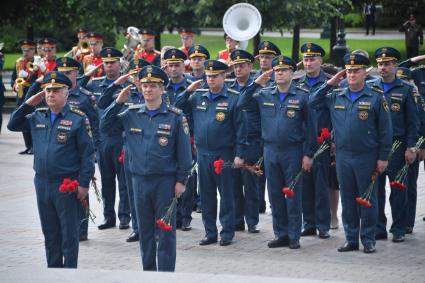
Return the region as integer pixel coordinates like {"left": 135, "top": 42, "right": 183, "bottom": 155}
{"left": 0, "top": 114, "right": 424, "bottom": 282}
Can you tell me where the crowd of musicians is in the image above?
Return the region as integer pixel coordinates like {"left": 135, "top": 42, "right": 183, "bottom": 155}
{"left": 6, "top": 27, "right": 425, "bottom": 272}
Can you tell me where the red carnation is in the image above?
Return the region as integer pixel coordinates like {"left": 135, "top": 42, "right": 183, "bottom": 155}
{"left": 317, "top": 136, "right": 324, "bottom": 145}
{"left": 59, "top": 178, "right": 79, "bottom": 193}
{"left": 118, "top": 148, "right": 124, "bottom": 164}
{"left": 213, "top": 159, "right": 225, "bottom": 174}
{"left": 320, "top": 128, "right": 331, "bottom": 140}
{"left": 282, "top": 187, "right": 295, "bottom": 198}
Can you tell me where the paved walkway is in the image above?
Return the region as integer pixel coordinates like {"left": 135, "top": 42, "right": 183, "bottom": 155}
{"left": 0, "top": 114, "right": 424, "bottom": 282}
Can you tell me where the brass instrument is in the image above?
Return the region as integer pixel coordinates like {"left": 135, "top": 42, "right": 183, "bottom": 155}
{"left": 223, "top": 3, "right": 262, "bottom": 51}
{"left": 121, "top": 26, "right": 141, "bottom": 73}
{"left": 14, "top": 78, "right": 29, "bottom": 99}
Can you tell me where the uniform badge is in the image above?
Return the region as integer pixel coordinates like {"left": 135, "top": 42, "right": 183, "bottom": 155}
{"left": 158, "top": 136, "right": 168, "bottom": 146}
{"left": 182, "top": 117, "right": 189, "bottom": 135}
{"left": 382, "top": 100, "right": 389, "bottom": 112}
{"left": 358, "top": 111, "right": 368, "bottom": 120}
{"left": 287, "top": 109, "right": 295, "bottom": 118}
{"left": 56, "top": 132, "right": 68, "bottom": 143}
{"left": 60, "top": 120, "right": 73, "bottom": 126}
{"left": 216, "top": 112, "right": 225, "bottom": 122}
{"left": 391, "top": 103, "right": 400, "bottom": 112}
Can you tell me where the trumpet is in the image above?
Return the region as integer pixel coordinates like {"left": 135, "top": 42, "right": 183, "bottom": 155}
{"left": 14, "top": 78, "right": 30, "bottom": 99}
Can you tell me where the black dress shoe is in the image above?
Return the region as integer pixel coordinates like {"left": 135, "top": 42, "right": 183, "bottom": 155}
{"left": 405, "top": 227, "right": 413, "bottom": 234}
{"left": 375, "top": 232, "right": 388, "bottom": 240}
{"left": 301, "top": 228, "right": 316, "bottom": 236}
{"left": 318, "top": 231, "right": 330, "bottom": 239}
{"left": 392, "top": 235, "right": 405, "bottom": 243}
{"left": 268, "top": 237, "right": 289, "bottom": 248}
{"left": 126, "top": 231, "right": 139, "bottom": 242}
{"left": 363, "top": 243, "right": 376, "bottom": 254}
{"left": 98, "top": 218, "right": 116, "bottom": 230}
{"left": 219, "top": 239, "right": 232, "bottom": 246}
{"left": 199, "top": 237, "right": 217, "bottom": 246}
{"left": 27, "top": 148, "right": 34, "bottom": 155}
{"left": 196, "top": 207, "right": 202, "bottom": 213}
{"left": 181, "top": 222, "right": 192, "bottom": 231}
{"left": 19, "top": 148, "right": 29, "bottom": 155}
{"left": 235, "top": 223, "right": 245, "bottom": 231}
{"left": 119, "top": 221, "right": 130, "bottom": 230}
{"left": 79, "top": 234, "right": 88, "bottom": 242}
{"left": 248, "top": 224, "right": 260, "bottom": 233}
{"left": 289, "top": 240, "right": 301, "bottom": 249}
{"left": 337, "top": 242, "right": 359, "bottom": 252}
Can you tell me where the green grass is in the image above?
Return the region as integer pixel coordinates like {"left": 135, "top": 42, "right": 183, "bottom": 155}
{"left": 3, "top": 34, "right": 424, "bottom": 70}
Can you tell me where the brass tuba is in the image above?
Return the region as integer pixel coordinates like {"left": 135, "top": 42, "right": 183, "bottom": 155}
{"left": 223, "top": 3, "right": 262, "bottom": 50}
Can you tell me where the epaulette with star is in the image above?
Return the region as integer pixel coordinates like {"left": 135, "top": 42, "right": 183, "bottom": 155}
{"left": 35, "top": 107, "right": 48, "bottom": 112}
{"left": 79, "top": 87, "right": 93, "bottom": 96}
{"left": 228, "top": 88, "right": 239, "bottom": 95}
{"left": 128, "top": 104, "right": 142, "bottom": 110}
{"left": 296, "top": 85, "right": 309, "bottom": 93}
{"left": 168, "top": 105, "right": 183, "bottom": 115}
{"left": 196, "top": 88, "right": 209, "bottom": 92}
{"left": 70, "top": 107, "right": 86, "bottom": 116}
{"left": 371, "top": 86, "right": 384, "bottom": 94}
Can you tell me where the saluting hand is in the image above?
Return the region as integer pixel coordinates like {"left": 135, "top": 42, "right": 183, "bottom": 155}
{"left": 84, "top": 63, "right": 104, "bottom": 77}
{"left": 25, "top": 90, "right": 45, "bottom": 107}
{"left": 115, "top": 85, "right": 132, "bottom": 104}
{"left": 254, "top": 69, "right": 273, "bottom": 87}
{"left": 187, "top": 79, "right": 203, "bottom": 93}
{"left": 327, "top": 69, "right": 346, "bottom": 87}
{"left": 114, "top": 73, "right": 131, "bottom": 85}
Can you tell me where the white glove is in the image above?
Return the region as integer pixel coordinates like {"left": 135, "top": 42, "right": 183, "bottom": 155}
{"left": 184, "top": 59, "right": 190, "bottom": 67}
{"left": 38, "top": 63, "right": 46, "bottom": 72}
{"left": 86, "top": 64, "right": 96, "bottom": 73}
{"left": 18, "top": 70, "right": 29, "bottom": 78}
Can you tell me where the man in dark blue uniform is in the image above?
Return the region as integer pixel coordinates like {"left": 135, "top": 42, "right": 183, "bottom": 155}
{"left": 98, "top": 58, "right": 151, "bottom": 242}
{"left": 163, "top": 48, "right": 191, "bottom": 105}
{"left": 175, "top": 60, "right": 247, "bottom": 246}
{"left": 310, "top": 54, "right": 393, "bottom": 253}
{"left": 101, "top": 65, "right": 191, "bottom": 272}
{"left": 56, "top": 57, "right": 100, "bottom": 241}
{"left": 297, "top": 43, "right": 332, "bottom": 239}
{"left": 372, "top": 47, "right": 419, "bottom": 243}
{"left": 253, "top": 41, "right": 281, "bottom": 213}
{"left": 86, "top": 48, "right": 131, "bottom": 231}
{"left": 8, "top": 71, "right": 95, "bottom": 267}
{"left": 238, "top": 55, "right": 313, "bottom": 249}
{"left": 228, "top": 49, "right": 261, "bottom": 233}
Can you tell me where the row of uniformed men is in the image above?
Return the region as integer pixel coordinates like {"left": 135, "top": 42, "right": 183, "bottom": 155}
{"left": 9, "top": 35, "right": 425, "bottom": 271}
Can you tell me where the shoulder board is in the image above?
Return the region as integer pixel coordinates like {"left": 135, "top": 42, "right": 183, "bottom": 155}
{"left": 16, "top": 57, "right": 25, "bottom": 63}
{"left": 168, "top": 105, "right": 182, "bottom": 115}
{"left": 70, "top": 107, "right": 86, "bottom": 116}
{"left": 225, "top": 78, "right": 236, "bottom": 82}
{"left": 228, "top": 88, "right": 240, "bottom": 94}
{"left": 128, "top": 104, "right": 142, "bottom": 110}
{"left": 371, "top": 86, "right": 384, "bottom": 94}
{"left": 196, "top": 88, "right": 209, "bottom": 92}
{"left": 332, "top": 88, "right": 344, "bottom": 93}
{"left": 186, "top": 78, "right": 194, "bottom": 84}
{"left": 79, "top": 87, "right": 93, "bottom": 96}
{"left": 91, "top": 76, "right": 105, "bottom": 81}
{"left": 296, "top": 85, "right": 309, "bottom": 92}
{"left": 35, "top": 107, "right": 48, "bottom": 112}
{"left": 263, "top": 86, "right": 275, "bottom": 90}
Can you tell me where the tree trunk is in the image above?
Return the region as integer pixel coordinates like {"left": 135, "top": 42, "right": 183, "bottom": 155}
{"left": 253, "top": 32, "right": 261, "bottom": 55}
{"left": 27, "top": 26, "right": 34, "bottom": 41}
{"left": 155, "top": 33, "right": 161, "bottom": 51}
{"left": 291, "top": 24, "right": 300, "bottom": 62}
{"left": 329, "top": 17, "right": 337, "bottom": 61}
